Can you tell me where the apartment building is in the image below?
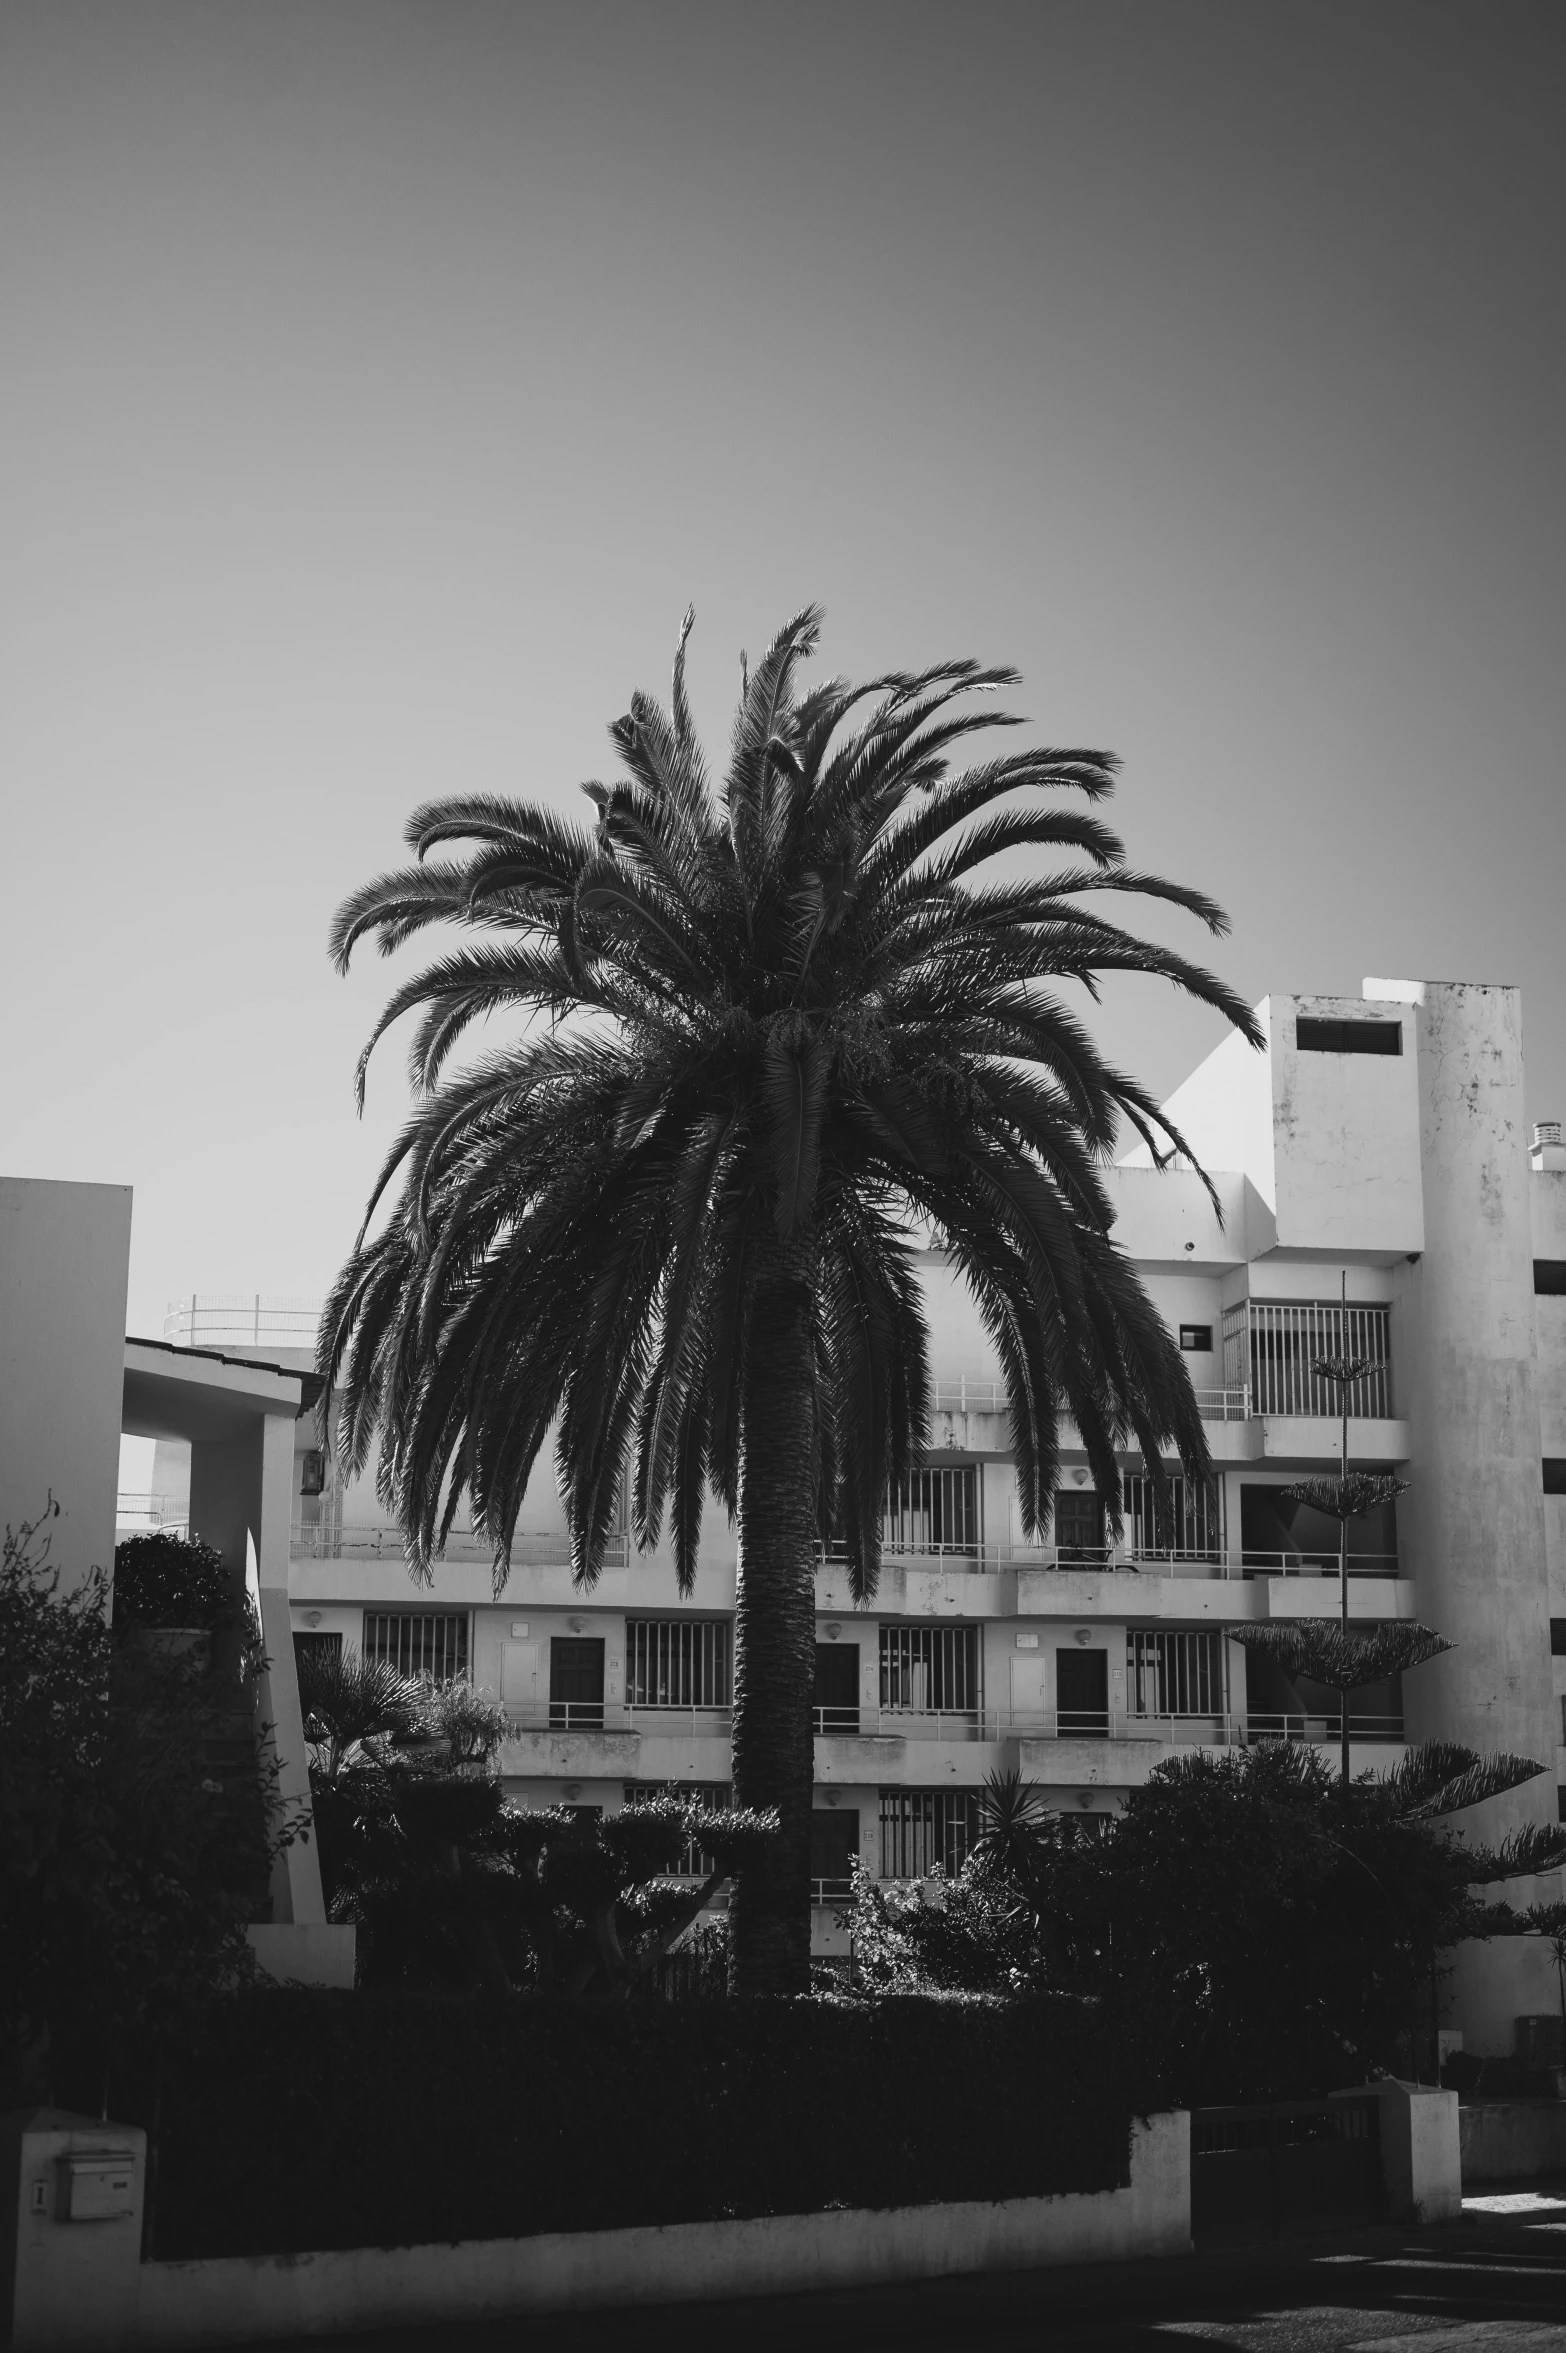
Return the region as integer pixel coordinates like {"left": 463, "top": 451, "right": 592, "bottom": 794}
{"left": 138, "top": 976, "right": 1566, "bottom": 2048}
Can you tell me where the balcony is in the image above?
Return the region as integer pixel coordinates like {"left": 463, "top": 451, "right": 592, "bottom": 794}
{"left": 811, "top": 1706, "right": 1404, "bottom": 1746}
{"left": 496, "top": 1700, "right": 731, "bottom": 1783}
{"left": 934, "top": 1379, "right": 1251, "bottom": 1428}
{"left": 819, "top": 1539, "right": 1402, "bottom": 1582}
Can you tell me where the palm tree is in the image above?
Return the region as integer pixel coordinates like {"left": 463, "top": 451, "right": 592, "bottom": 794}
{"left": 320, "top": 605, "right": 1260, "bottom": 1994}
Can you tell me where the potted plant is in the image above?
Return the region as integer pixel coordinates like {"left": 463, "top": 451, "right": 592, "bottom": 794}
{"left": 112, "top": 1530, "right": 236, "bottom": 1672}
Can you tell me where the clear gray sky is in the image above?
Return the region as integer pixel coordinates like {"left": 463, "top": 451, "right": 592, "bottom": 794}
{"left": 3, "top": 0, "right": 1562, "bottom": 1340}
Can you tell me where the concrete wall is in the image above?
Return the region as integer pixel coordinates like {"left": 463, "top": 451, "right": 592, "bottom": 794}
{"left": 1121, "top": 1007, "right": 1276, "bottom": 1208}
{"left": 0, "top": 1177, "right": 131, "bottom": 1596}
{"left": 1271, "top": 993, "right": 1424, "bottom": 1257}
{"left": 1460, "top": 2099, "right": 1566, "bottom": 2185}
{"left": 129, "top": 2113, "right": 1189, "bottom": 2344}
{"left": 1382, "top": 984, "right": 1555, "bottom": 1826}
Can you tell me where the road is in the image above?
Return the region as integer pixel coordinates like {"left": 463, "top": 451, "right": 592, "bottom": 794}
{"left": 233, "top": 2189, "right": 1566, "bottom": 2352}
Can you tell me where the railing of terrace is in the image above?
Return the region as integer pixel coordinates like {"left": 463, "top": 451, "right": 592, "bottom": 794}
{"left": 933, "top": 1379, "right": 1251, "bottom": 1423}
{"left": 499, "top": 1702, "right": 1405, "bottom": 1747}
{"left": 820, "top": 1541, "right": 1403, "bottom": 1579}
{"left": 291, "top": 1524, "right": 631, "bottom": 1570}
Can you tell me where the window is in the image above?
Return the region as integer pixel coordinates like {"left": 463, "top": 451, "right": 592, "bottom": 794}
{"left": 1546, "top": 1462, "right": 1566, "bottom": 1496}
{"left": 884, "top": 1466, "right": 978, "bottom": 1554}
{"left": 1179, "top": 1324, "right": 1213, "bottom": 1353}
{"left": 879, "top": 1790, "right": 980, "bottom": 1881}
{"left": 363, "top": 1612, "right": 468, "bottom": 1681}
{"left": 293, "top": 1629, "right": 342, "bottom": 1672}
{"left": 624, "top": 1619, "right": 730, "bottom": 1709}
{"left": 1535, "top": 1262, "right": 1566, "bottom": 1297}
{"left": 1295, "top": 1017, "right": 1402, "bottom": 1056}
{"left": 622, "top": 1783, "right": 731, "bottom": 1877}
{"left": 1128, "top": 1631, "right": 1227, "bottom": 1717}
{"left": 1552, "top": 1620, "right": 1566, "bottom": 1659}
{"left": 879, "top": 1623, "right": 980, "bottom": 1718}
{"left": 1123, "top": 1473, "right": 1222, "bottom": 1561}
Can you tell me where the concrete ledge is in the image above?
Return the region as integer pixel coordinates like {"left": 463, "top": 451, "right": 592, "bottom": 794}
{"left": 1461, "top": 2100, "right": 1566, "bottom": 2185}
{"left": 133, "top": 2113, "right": 1189, "bottom": 2345}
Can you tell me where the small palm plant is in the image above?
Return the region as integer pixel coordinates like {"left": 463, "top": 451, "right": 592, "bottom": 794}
{"left": 321, "top": 605, "right": 1260, "bottom": 1991}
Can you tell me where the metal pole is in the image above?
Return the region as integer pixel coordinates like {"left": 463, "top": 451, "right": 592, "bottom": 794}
{"left": 1340, "top": 1270, "right": 1351, "bottom": 1789}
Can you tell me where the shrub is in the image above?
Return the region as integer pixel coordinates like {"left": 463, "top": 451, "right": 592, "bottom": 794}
{"left": 112, "top": 1531, "right": 234, "bottom": 1631}
{"left": 122, "top": 1986, "right": 1135, "bottom": 2257}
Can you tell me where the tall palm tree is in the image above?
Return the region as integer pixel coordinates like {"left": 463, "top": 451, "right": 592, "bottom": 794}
{"left": 321, "top": 605, "right": 1260, "bottom": 1994}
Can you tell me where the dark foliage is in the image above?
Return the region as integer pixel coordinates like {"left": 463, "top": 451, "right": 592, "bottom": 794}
{"left": 117, "top": 1987, "right": 1133, "bottom": 2257}
{"left": 1, "top": 1505, "right": 290, "bottom": 2099}
{"left": 111, "top": 1530, "right": 235, "bottom": 1631}
{"left": 847, "top": 1746, "right": 1566, "bottom": 2103}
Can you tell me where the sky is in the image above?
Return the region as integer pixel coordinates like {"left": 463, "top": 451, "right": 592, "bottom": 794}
{"left": 2, "top": 0, "right": 1563, "bottom": 1344}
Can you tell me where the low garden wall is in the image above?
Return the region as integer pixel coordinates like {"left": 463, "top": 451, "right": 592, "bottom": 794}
{"left": 1460, "top": 2099, "right": 1566, "bottom": 2185}
{"left": 135, "top": 2114, "right": 1189, "bottom": 2344}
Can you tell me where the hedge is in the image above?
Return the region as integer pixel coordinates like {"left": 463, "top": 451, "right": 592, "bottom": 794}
{"left": 138, "top": 1990, "right": 1133, "bottom": 2257}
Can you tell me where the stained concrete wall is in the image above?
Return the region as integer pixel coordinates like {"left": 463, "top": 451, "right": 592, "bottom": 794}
{"left": 0, "top": 1177, "right": 131, "bottom": 1596}
{"left": 1379, "top": 984, "right": 1555, "bottom": 1804}
{"left": 1460, "top": 2099, "right": 1566, "bottom": 2185}
{"left": 1270, "top": 993, "right": 1423, "bottom": 1257}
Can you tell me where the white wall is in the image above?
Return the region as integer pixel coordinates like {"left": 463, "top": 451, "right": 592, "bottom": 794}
{"left": 1269, "top": 992, "right": 1423, "bottom": 1257}
{"left": 0, "top": 1176, "right": 131, "bottom": 1594}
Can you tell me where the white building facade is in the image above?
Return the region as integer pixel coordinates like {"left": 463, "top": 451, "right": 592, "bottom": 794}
{"left": 144, "top": 976, "right": 1566, "bottom": 2050}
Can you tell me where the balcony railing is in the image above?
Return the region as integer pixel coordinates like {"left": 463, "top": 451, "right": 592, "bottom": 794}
{"left": 1224, "top": 1302, "right": 1393, "bottom": 1418}
{"left": 292, "top": 1524, "right": 630, "bottom": 1570}
{"left": 503, "top": 1703, "right": 1405, "bottom": 1749}
{"left": 821, "top": 1541, "right": 1402, "bottom": 1580}
{"left": 934, "top": 1381, "right": 1251, "bottom": 1423}
{"left": 116, "top": 1492, "right": 188, "bottom": 1531}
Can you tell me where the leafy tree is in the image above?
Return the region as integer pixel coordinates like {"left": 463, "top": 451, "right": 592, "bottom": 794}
{"left": 856, "top": 1741, "right": 1566, "bottom": 2099}
{"left": 0, "top": 1503, "right": 294, "bottom": 2102}
{"left": 111, "top": 1530, "right": 235, "bottom": 1631}
{"left": 319, "top": 605, "right": 1259, "bottom": 1991}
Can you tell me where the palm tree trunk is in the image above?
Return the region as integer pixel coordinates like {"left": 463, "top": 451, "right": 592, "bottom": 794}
{"left": 729, "top": 1242, "right": 818, "bottom": 1997}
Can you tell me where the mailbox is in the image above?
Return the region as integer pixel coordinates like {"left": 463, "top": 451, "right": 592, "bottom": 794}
{"left": 60, "top": 2149, "right": 138, "bottom": 2221}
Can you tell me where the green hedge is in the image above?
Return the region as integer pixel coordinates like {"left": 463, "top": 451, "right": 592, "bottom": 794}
{"left": 144, "top": 1990, "right": 1132, "bottom": 2256}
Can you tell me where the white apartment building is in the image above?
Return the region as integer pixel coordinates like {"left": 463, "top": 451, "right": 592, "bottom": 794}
{"left": 140, "top": 975, "right": 1566, "bottom": 2050}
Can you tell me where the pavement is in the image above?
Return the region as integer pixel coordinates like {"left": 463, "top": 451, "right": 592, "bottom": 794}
{"left": 230, "top": 2187, "right": 1566, "bottom": 2353}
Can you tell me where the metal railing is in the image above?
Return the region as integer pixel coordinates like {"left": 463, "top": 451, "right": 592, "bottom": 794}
{"left": 1225, "top": 1301, "right": 1393, "bottom": 1419}
{"left": 933, "top": 1381, "right": 1252, "bottom": 1423}
{"left": 499, "top": 1705, "right": 1405, "bottom": 1749}
{"left": 115, "top": 1492, "right": 187, "bottom": 1531}
{"left": 164, "top": 1294, "right": 324, "bottom": 1351}
{"left": 291, "top": 1523, "right": 630, "bottom": 1570}
{"left": 501, "top": 1702, "right": 733, "bottom": 1739}
{"left": 825, "top": 1541, "right": 1403, "bottom": 1580}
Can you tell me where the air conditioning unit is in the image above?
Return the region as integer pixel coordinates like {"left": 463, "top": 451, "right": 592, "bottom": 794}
{"left": 299, "top": 1450, "right": 326, "bottom": 1498}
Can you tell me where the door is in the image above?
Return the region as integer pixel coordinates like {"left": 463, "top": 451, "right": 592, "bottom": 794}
{"left": 810, "top": 1809, "right": 859, "bottom": 1901}
{"left": 1056, "top": 1645, "right": 1109, "bottom": 1737}
{"left": 500, "top": 1640, "right": 537, "bottom": 1715}
{"left": 814, "top": 1642, "right": 860, "bottom": 1733}
{"left": 549, "top": 1637, "right": 605, "bottom": 1729}
{"left": 1009, "top": 1652, "right": 1046, "bottom": 1731}
{"left": 1054, "top": 1489, "right": 1105, "bottom": 1564}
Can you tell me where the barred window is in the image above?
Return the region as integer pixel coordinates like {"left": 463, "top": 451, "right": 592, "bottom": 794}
{"left": 879, "top": 1789, "right": 980, "bottom": 1881}
{"left": 885, "top": 1466, "right": 979, "bottom": 1554}
{"left": 879, "top": 1623, "right": 980, "bottom": 1715}
{"left": 1127, "top": 1631, "right": 1227, "bottom": 1717}
{"left": 624, "top": 1619, "right": 731, "bottom": 1708}
{"left": 363, "top": 1612, "right": 468, "bottom": 1682}
{"left": 1122, "top": 1474, "right": 1222, "bottom": 1561}
{"left": 622, "top": 1782, "right": 731, "bottom": 1877}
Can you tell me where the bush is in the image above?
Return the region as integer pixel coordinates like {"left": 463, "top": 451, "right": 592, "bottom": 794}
{"left": 123, "top": 1987, "right": 1134, "bottom": 2256}
{"left": 112, "top": 1531, "right": 234, "bottom": 1631}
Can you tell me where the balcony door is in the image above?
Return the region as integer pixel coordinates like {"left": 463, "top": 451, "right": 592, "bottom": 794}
{"left": 549, "top": 1636, "right": 605, "bottom": 1729}
{"left": 1054, "top": 1490, "right": 1105, "bottom": 1564}
{"left": 1056, "top": 1645, "right": 1109, "bottom": 1737}
{"left": 814, "top": 1642, "right": 860, "bottom": 1733}
{"left": 810, "top": 1809, "right": 859, "bottom": 1901}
